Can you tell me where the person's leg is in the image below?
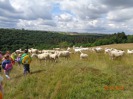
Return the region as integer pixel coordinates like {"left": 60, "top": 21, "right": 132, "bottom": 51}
{"left": 26, "top": 64, "right": 30, "bottom": 73}
{"left": 18, "top": 62, "right": 21, "bottom": 66}
{"left": 5, "top": 70, "right": 10, "bottom": 79}
{"left": 23, "top": 64, "right": 27, "bottom": 75}
{"left": 23, "top": 64, "right": 30, "bottom": 75}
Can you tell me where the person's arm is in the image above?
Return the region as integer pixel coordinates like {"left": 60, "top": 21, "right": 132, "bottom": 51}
{"left": 1, "top": 61, "right": 6, "bottom": 69}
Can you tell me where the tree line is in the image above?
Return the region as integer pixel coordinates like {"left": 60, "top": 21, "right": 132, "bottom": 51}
{"left": 0, "top": 28, "right": 132, "bottom": 52}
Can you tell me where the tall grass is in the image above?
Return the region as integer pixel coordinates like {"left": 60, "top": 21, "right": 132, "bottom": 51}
{"left": 1, "top": 43, "right": 133, "bottom": 99}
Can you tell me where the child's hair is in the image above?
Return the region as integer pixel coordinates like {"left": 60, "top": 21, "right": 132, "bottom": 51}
{"left": 4, "top": 54, "right": 10, "bottom": 59}
{"left": 18, "top": 54, "right": 21, "bottom": 57}
{"left": 24, "top": 49, "right": 28, "bottom": 53}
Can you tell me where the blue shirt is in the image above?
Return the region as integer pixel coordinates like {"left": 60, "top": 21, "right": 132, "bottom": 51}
{"left": 2, "top": 59, "right": 11, "bottom": 69}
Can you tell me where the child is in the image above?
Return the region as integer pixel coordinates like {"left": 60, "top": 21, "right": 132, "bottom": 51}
{"left": 21, "top": 49, "right": 32, "bottom": 75}
{"left": 5, "top": 51, "right": 11, "bottom": 57}
{"left": 2, "top": 55, "right": 13, "bottom": 80}
{"left": 16, "top": 54, "right": 21, "bottom": 66}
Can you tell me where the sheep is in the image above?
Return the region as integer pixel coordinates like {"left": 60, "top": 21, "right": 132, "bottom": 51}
{"left": 93, "top": 47, "right": 103, "bottom": 53}
{"left": 15, "top": 49, "right": 24, "bottom": 54}
{"left": 108, "top": 50, "right": 125, "bottom": 60}
{"left": 80, "top": 51, "right": 88, "bottom": 59}
{"left": 127, "top": 49, "right": 133, "bottom": 54}
{"left": 74, "top": 48, "right": 82, "bottom": 53}
{"left": 42, "top": 50, "right": 55, "bottom": 54}
{"left": 38, "top": 50, "right": 43, "bottom": 54}
{"left": 81, "top": 47, "right": 89, "bottom": 51}
{"left": 104, "top": 48, "right": 113, "bottom": 54}
{"left": 53, "top": 48, "right": 61, "bottom": 51}
{"left": 31, "top": 53, "right": 50, "bottom": 63}
{"left": 73, "top": 46, "right": 80, "bottom": 49}
{"left": 67, "top": 47, "right": 71, "bottom": 51}
{"left": 28, "top": 49, "right": 32, "bottom": 54}
{"left": 29, "top": 48, "right": 38, "bottom": 54}
{"left": 49, "top": 52, "right": 59, "bottom": 62}
{"left": 57, "top": 51, "right": 70, "bottom": 59}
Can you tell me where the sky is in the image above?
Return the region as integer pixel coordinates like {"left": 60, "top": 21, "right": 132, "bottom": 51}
{"left": 0, "top": 0, "right": 133, "bottom": 34}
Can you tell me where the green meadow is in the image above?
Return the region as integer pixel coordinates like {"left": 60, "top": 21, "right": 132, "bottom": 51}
{"left": 1, "top": 43, "right": 133, "bottom": 99}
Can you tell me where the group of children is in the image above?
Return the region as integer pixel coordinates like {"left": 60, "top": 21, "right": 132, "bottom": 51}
{"left": 0, "top": 50, "right": 32, "bottom": 79}
{"left": 0, "top": 49, "right": 32, "bottom": 98}
{"left": 0, "top": 51, "right": 21, "bottom": 80}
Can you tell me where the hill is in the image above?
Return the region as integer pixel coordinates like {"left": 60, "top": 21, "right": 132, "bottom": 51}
{"left": 1, "top": 43, "right": 133, "bottom": 99}
{"left": 0, "top": 28, "right": 109, "bottom": 52}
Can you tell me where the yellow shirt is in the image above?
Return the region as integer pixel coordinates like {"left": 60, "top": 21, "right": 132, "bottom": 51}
{"left": 22, "top": 55, "right": 32, "bottom": 64}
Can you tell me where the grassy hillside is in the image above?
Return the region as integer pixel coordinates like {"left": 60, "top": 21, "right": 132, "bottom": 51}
{"left": 1, "top": 43, "right": 133, "bottom": 99}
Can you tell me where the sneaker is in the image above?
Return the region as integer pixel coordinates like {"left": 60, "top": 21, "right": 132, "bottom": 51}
{"left": 5, "top": 75, "right": 10, "bottom": 80}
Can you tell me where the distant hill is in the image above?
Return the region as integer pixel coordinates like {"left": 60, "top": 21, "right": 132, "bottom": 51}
{"left": 0, "top": 28, "right": 129, "bottom": 52}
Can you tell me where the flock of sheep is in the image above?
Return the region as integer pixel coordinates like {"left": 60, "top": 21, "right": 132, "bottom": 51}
{"left": 14, "top": 46, "right": 133, "bottom": 63}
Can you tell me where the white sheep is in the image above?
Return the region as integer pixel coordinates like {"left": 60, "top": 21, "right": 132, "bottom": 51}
{"left": 127, "top": 49, "right": 133, "bottom": 54}
{"left": 30, "top": 48, "right": 38, "bottom": 54}
{"left": 80, "top": 51, "right": 88, "bottom": 59}
{"left": 74, "top": 48, "right": 82, "bottom": 53}
{"left": 109, "top": 50, "right": 125, "bottom": 60}
{"left": 16, "top": 49, "right": 24, "bottom": 54}
{"left": 57, "top": 51, "right": 70, "bottom": 59}
{"left": 104, "top": 48, "right": 113, "bottom": 54}
{"left": 67, "top": 47, "right": 71, "bottom": 51}
{"left": 49, "top": 52, "right": 59, "bottom": 62}
{"left": 53, "top": 48, "right": 61, "bottom": 51}
{"left": 94, "top": 47, "right": 103, "bottom": 53}
{"left": 31, "top": 53, "right": 50, "bottom": 62}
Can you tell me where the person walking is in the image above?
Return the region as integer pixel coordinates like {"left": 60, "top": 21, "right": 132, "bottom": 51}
{"left": 21, "top": 49, "right": 32, "bottom": 75}
{"left": 16, "top": 54, "right": 21, "bottom": 66}
{"left": 2, "top": 55, "right": 13, "bottom": 80}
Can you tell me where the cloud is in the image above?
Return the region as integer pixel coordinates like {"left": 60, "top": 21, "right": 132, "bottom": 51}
{"left": 55, "top": 13, "right": 73, "bottom": 22}
{"left": 100, "top": 0, "right": 133, "bottom": 8}
{"left": 0, "top": 0, "right": 22, "bottom": 19}
{"left": 0, "top": 0, "right": 133, "bottom": 34}
{"left": 59, "top": 0, "right": 108, "bottom": 20}
{"left": 107, "top": 8, "right": 133, "bottom": 22}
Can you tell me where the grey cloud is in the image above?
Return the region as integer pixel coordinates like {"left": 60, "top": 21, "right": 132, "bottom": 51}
{"left": 0, "top": 20, "right": 17, "bottom": 28}
{"left": 101, "top": 0, "right": 133, "bottom": 8}
{"left": 110, "top": 15, "right": 132, "bottom": 22}
{"left": 81, "top": 5, "right": 108, "bottom": 20}
{"left": 0, "top": 0, "right": 16, "bottom": 12}
{"left": 41, "top": 20, "right": 57, "bottom": 27}
{"left": 0, "top": 0, "right": 23, "bottom": 20}
{"left": 0, "top": 0, "right": 53, "bottom": 21}
{"left": 25, "top": 6, "right": 52, "bottom": 20}
{"left": 0, "top": 16, "right": 18, "bottom": 23}
{"left": 108, "top": 8, "right": 133, "bottom": 22}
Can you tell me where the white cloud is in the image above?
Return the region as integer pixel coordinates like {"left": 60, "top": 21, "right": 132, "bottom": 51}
{"left": 0, "top": 0, "right": 133, "bottom": 34}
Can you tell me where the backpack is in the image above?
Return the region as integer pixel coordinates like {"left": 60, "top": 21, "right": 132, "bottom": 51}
{"left": 20, "top": 53, "right": 27, "bottom": 64}
{"left": 5, "top": 63, "right": 12, "bottom": 71}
